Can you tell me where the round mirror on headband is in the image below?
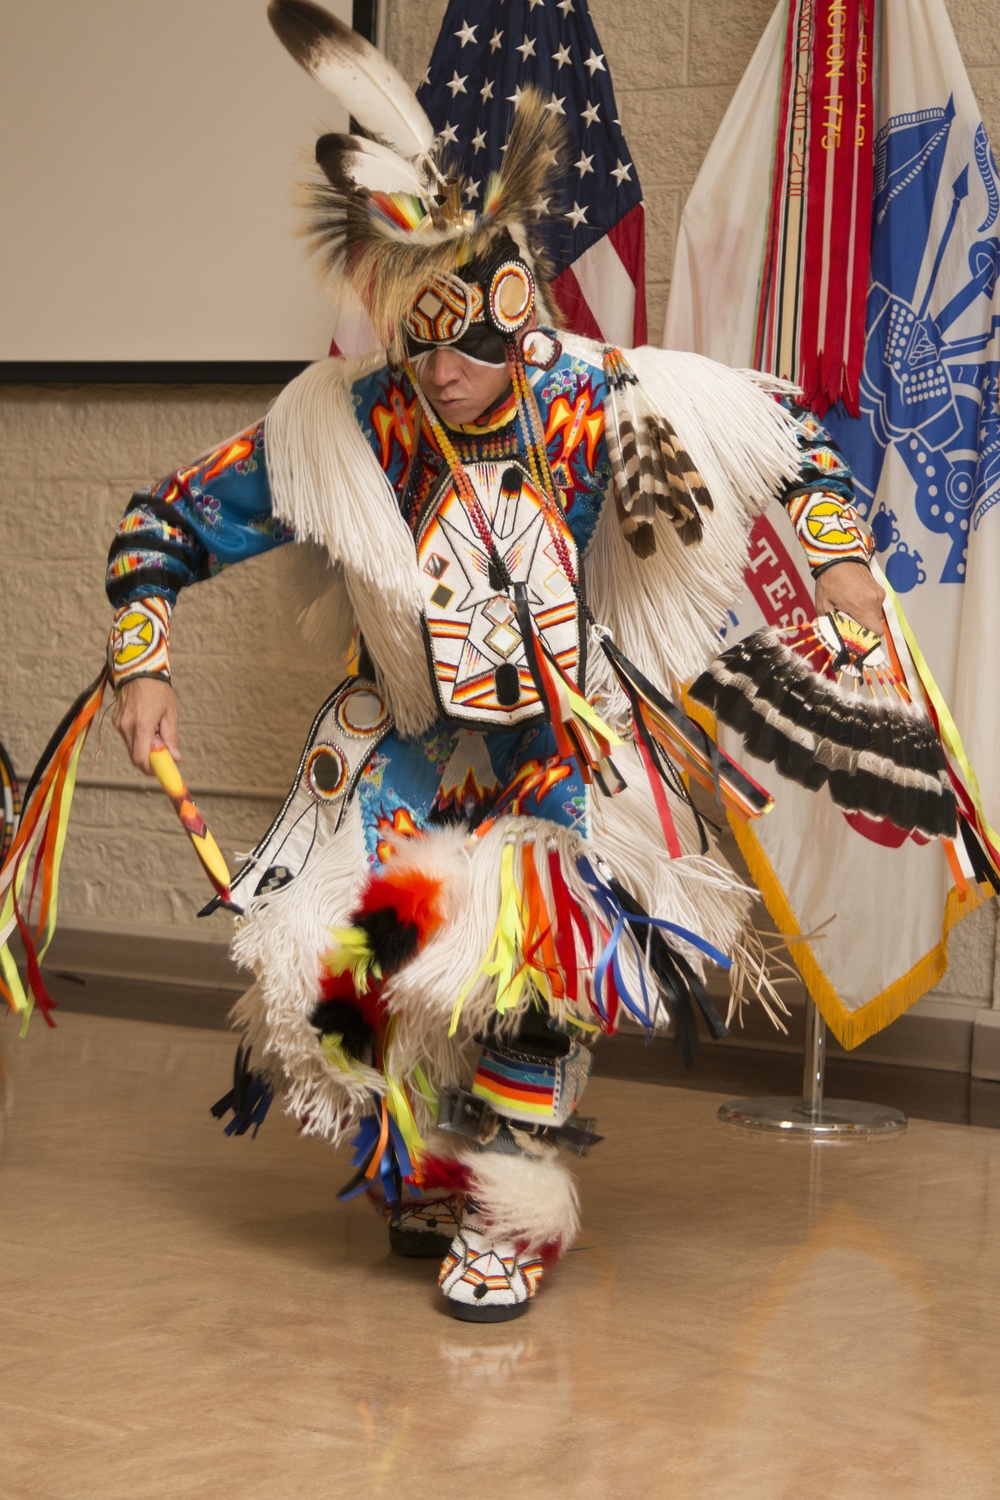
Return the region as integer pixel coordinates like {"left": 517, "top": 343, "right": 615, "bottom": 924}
{"left": 487, "top": 260, "right": 535, "bottom": 336}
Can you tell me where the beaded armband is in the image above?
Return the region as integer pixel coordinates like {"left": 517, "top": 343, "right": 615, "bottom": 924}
{"left": 107, "top": 597, "right": 172, "bottom": 690}
{"left": 785, "top": 490, "right": 874, "bottom": 577}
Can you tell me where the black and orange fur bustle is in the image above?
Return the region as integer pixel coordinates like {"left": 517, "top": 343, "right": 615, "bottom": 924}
{"left": 353, "top": 863, "right": 449, "bottom": 974}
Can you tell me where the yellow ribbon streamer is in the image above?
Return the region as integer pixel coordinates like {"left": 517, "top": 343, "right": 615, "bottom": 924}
{"left": 451, "top": 842, "right": 547, "bottom": 1033}
{"left": 874, "top": 561, "right": 1000, "bottom": 856}
{"left": 0, "top": 943, "right": 29, "bottom": 1027}
{"left": 563, "top": 681, "right": 623, "bottom": 749}
{"left": 385, "top": 1071, "right": 426, "bottom": 1158}
{"left": 448, "top": 840, "right": 564, "bottom": 1035}
{"left": 36, "top": 731, "right": 88, "bottom": 965}
{"left": 0, "top": 773, "right": 60, "bottom": 1028}
{"left": 411, "top": 1065, "right": 438, "bottom": 1115}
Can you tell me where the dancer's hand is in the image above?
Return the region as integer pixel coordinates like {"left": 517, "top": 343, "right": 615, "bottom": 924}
{"left": 112, "top": 678, "right": 181, "bottom": 775}
{"left": 814, "top": 561, "right": 886, "bottom": 636}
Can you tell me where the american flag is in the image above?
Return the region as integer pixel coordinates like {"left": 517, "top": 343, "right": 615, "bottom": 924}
{"left": 417, "top": 0, "right": 647, "bottom": 347}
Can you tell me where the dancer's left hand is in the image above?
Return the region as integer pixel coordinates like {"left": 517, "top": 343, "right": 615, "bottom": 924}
{"left": 814, "top": 561, "right": 886, "bottom": 636}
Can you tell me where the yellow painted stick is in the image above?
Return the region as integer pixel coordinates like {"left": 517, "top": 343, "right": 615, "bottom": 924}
{"left": 148, "top": 734, "right": 232, "bottom": 905}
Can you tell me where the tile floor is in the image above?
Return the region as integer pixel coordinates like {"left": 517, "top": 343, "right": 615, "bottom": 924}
{"left": 3, "top": 1012, "right": 1000, "bottom": 1500}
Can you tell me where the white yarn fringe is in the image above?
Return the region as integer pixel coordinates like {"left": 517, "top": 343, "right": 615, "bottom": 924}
{"left": 268, "top": 539, "right": 355, "bottom": 663}
{"left": 384, "top": 751, "right": 751, "bottom": 1041}
{"left": 229, "top": 796, "right": 382, "bottom": 1143}
{"left": 456, "top": 1145, "right": 580, "bottom": 1252}
{"left": 265, "top": 356, "right": 438, "bottom": 735}
{"left": 560, "top": 335, "right": 802, "bottom": 692}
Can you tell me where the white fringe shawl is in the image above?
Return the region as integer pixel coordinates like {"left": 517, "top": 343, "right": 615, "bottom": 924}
{"left": 264, "top": 354, "right": 439, "bottom": 736}
{"left": 265, "top": 344, "right": 801, "bottom": 738}
{"left": 559, "top": 335, "right": 803, "bottom": 711}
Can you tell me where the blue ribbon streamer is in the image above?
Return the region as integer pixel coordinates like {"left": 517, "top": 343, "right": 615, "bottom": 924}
{"left": 576, "top": 855, "right": 731, "bottom": 1031}
{"left": 339, "top": 1108, "right": 415, "bottom": 1205}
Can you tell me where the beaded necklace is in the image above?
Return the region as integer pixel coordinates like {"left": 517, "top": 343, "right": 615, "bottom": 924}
{"left": 404, "top": 344, "right": 585, "bottom": 605}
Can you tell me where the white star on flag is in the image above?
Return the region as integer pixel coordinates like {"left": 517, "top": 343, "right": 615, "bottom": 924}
{"left": 557, "top": 0, "right": 575, "bottom": 11}
{"left": 464, "top": 180, "right": 481, "bottom": 202}
{"left": 506, "top": 84, "right": 525, "bottom": 107}
{"left": 575, "top": 151, "right": 594, "bottom": 176}
{"left": 552, "top": 43, "right": 572, "bottom": 69}
{"left": 545, "top": 94, "right": 566, "bottom": 115}
{"left": 481, "top": 79, "right": 494, "bottom": 101}
{"left": 566, "top": 201, "right": 588, "bottom": 227}
{"left": 438, "top": 121, "right": 459, "bottom": 145}
{"left": 471, "top": 128, "right": 487, "bottom": 153}
{"left": 515, "top": 37, "right": 537, "bottom": 60}
{"left": 489, "top": 29, "right": 503, "bottom": 51}
{"left": 584, "top": 48, "right": 606, "bottom": 74}
{"left": 454, "top": 21, "right": 477, "bottom": 47}
{"left": 580, "top": 100, "right": 600, "bottom": 126}
{"left": 447, "top": 71, "right": 468, "bottom": 96}
{"left": 610, "top": 158, "right": 632, "bottom": 185}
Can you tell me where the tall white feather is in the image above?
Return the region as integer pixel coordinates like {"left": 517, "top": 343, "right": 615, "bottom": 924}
{"left": 315, "top": 131, "right": 430, "bottom": 197}
{"left": 268, "top": 0, "right": 435, "bottom": 163}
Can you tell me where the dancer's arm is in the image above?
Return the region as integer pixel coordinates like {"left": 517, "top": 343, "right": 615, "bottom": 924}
{"left": 105, "top": 419, "right": 292, "bottom": 772}
{"left": 779, "top": 402, "right": 885, "bottom": 633}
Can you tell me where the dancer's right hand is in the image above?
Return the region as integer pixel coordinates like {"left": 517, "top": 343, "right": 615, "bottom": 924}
{"left": 112, "top": 678, "right": 181, "bottom": 776}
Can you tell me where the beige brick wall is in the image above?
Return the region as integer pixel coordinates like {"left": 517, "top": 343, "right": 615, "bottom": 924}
{"left": 0, "top": 384, "right": 342, "bottom": 931}
{"left": 0, "top": 0, "right": 996, "bottom": 1001}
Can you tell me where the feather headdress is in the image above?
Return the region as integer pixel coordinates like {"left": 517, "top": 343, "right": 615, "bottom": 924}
{"left": 268, "top": 0, "right": 564, "bottom": 350}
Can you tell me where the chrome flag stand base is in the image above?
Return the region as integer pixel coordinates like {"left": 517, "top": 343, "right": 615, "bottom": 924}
{"left": 717, "top": 999, "right": 908, "bottom": 1137}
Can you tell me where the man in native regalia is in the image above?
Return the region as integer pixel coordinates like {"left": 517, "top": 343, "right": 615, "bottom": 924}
{"left": 25, "top": 2, "right": 937, "bottom": 1322}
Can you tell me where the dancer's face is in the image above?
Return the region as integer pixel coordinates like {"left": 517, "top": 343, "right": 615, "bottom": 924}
{"left": 413, "top": 346, "right": 512, "bottom": 427}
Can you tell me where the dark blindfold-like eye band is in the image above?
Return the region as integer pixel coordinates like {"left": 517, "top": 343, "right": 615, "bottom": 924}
{"left": 406, "top": 323, "right": 508, "bottom": 366}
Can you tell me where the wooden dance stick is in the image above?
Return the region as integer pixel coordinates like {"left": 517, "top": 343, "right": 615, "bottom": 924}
{"left": 148, "top": 734, "right": 233, "bottom": 905}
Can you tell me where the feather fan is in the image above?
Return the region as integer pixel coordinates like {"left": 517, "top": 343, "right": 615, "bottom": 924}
{"left": 689, "top": 612, "right": 957, "bottom": 839}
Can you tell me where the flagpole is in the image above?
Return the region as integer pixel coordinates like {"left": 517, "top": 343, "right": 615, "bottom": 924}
{"left": 716, "top": 997, "right": 908, "bottom": 1136}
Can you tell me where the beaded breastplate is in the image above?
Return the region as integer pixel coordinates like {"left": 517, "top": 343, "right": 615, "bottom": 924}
{"left": 414, "top": 457, "right": 584, "bottom": 730}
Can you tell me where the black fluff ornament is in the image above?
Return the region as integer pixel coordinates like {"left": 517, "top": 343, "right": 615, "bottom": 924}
{"left": 309, "top": 998, "right": 374, "bottom": 1060}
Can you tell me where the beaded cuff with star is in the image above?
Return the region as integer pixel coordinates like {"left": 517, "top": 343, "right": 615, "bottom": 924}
{"left": 785, "top": 490, "right": 874, "bottom": 577}
{"left": 107, "top": 597, "right": 172, "bottom": 691}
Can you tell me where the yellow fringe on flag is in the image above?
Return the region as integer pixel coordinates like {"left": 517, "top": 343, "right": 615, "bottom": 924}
{"left": 686, "top": 694, "right": 986, "bottom": 1049}
{"left": 729, "top": 806, "right": 982, "bottom": 1049}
